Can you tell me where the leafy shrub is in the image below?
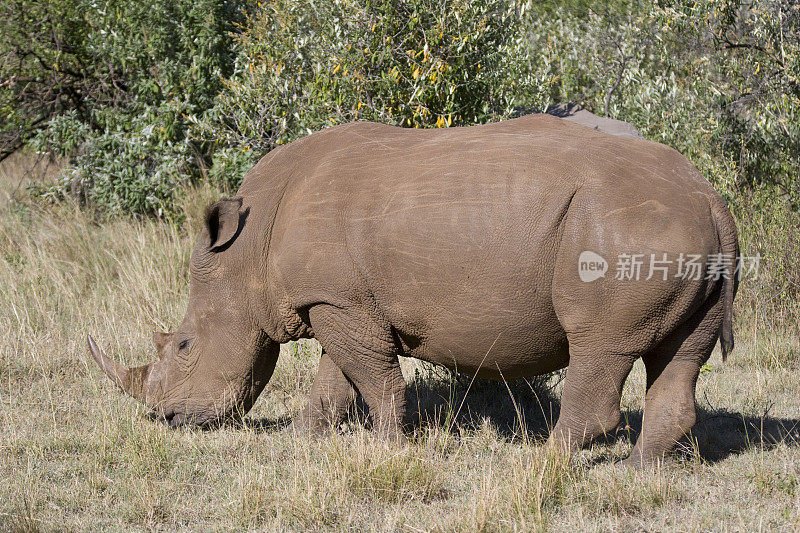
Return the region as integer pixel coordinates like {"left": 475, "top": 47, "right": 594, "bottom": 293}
{"left": 5, "top": 0, "right": 800, "bottom": 223}
{"left": 192, "top": 0, "right": 521, "bottom": 189}
{"left": 31, "top": 104, "right": 195, "bottom": 216}
{"left": 665, "top": 0, "right": 800, "bottom": 204}
{"left": 2, "top": 0, "right": 245, "bottom": 216}
{"left": 0, "top": 0, "right": 97, "bottom": 160}
{"left": 508, "top": 1, "right": 799, "bottom": 204}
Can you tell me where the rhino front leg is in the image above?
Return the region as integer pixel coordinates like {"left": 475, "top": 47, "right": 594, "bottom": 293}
{"left": 292, "top": 351, "right": 357, "bottom": 436}
{"left": 549, "top": 351, "right": 636, "bottom": 452}
{"left": 308, "top": 305, "right": 408, "bottom": 444}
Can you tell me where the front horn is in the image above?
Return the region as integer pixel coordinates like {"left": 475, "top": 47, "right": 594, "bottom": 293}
{"left": 87, "top": 335, "right": 154, "bottom": 403}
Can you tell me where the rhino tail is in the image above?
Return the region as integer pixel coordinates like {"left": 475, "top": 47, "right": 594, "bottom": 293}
{"left": 710, "top": 196, "right": 739, "bottom": 361}
{"left": 719, "top": 263, "right": 736, "bottom": 361}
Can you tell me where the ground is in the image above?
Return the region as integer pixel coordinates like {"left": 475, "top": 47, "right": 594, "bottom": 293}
{"left": 0, "top": 156, "right": 798, "bottom": 531}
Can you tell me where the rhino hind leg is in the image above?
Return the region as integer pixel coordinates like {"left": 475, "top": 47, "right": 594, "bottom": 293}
{"left": 549, "top": 351, "right": 636, "bottom": 452}
{"left": 624, "top": 290, "right": 724, "bottom": 468}
{"left": 623, "top": 358, "right": 701, "bottom": 469}
{"left": 306, "top": 305, "right": 408, "bottom": 444}
{"left": 292, "top": 351, "right": 357, "bottom": 436}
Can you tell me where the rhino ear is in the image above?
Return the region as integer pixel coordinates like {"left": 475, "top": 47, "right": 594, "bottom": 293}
{"left": 205, "top": 198, "right": 248, "bottom": 252}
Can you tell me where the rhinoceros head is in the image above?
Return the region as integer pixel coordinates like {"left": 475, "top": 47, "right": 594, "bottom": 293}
{"left": 89, "top": 197, "right": 280, "bottom": 427}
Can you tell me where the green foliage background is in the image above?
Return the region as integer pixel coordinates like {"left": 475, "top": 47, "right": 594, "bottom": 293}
{"left": 2, "top": 0, "right": 243, "bottom": 215}
{"left": 4, "top": 0, "right": 797, "bottom": 210}
{"left": 2, "top": 0, "right": 799, "bottom": 317}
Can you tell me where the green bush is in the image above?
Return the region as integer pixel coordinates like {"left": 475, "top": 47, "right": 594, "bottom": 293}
{"left": 666, "top": 0, "right": 800, "bottom": 204}
{"left": 5, "top": 0, "right": 799, "bottom": 221}
{"left": 508, "top": 0, "right": 798, "bottom": 205}
{"left": 31, "top": 105, "right": 194, "bottom": 216}
{"left": 192, "top": 0, "right": 521, "bottom": 190}
{"left": 2, "top": 0, "right": 245, "bottom": 216}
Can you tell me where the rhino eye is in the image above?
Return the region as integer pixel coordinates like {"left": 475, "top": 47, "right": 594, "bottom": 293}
{"left": 178, "top": 339, "right": 190, "bottom": 351}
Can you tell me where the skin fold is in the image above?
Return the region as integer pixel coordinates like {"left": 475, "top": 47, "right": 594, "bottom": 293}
{"left": 90, "top": 114, "right": 738, "bottom": 468}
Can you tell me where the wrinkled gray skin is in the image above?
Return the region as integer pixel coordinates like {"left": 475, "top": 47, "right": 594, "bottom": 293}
{"left": 90, "top": 113, "right": 738, "bottom": 467}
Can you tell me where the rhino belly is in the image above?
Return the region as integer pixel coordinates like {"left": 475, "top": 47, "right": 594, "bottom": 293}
{"left": 397, "top": 314, "right": 569, "bottom": 379}
{"left": 384, "top": 278, "right": 570, "bottom": 380}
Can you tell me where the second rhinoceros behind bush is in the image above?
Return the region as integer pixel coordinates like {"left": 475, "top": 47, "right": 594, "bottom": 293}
{"left": 90, "top": 114, "right": 738, "bottom": 468}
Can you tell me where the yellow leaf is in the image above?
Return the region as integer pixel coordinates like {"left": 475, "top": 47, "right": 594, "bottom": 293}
{"left": 413, "top": 67, "right": 420, "bottom": 79}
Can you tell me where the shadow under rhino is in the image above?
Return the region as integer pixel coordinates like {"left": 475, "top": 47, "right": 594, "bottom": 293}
{"left": 248, "top": 367, "right": 800, "bottom": 466}
{"left": 408, "top": 371, "right": 800, "bottom": 464}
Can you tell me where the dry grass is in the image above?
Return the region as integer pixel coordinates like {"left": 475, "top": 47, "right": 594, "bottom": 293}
{"left": 1, "top": 159, "right": 799, "bottom": 531}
